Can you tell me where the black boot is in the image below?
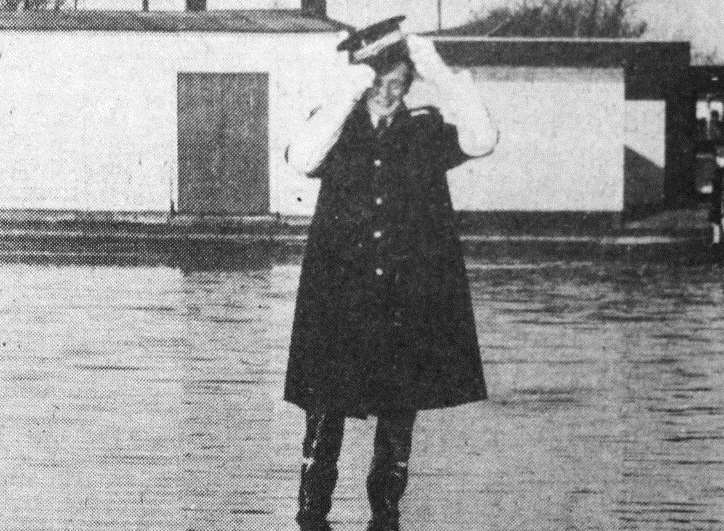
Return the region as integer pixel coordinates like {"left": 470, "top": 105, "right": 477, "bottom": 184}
{"left": 297, "top": 460, "right": 338, "bottom": 530}
{"left": 366, "top": 411, "right": 416, "bottom": 531}
{"left": 366, "top": 461, "right": 408, "bottom": 531}
{"left": 296, "top": 409, "right": 345, "bottom": 530}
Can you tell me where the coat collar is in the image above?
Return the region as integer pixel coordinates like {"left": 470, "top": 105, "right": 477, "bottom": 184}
{"left": 366, "top": 101, "right": 407, "bottom": 129}
{"left": 351, "top": 100, "right": 410, "bottom": 139}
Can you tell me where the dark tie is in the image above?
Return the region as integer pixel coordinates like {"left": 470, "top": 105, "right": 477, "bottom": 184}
{"left": 375, "top": 117, "right": 388, "bottom": 138}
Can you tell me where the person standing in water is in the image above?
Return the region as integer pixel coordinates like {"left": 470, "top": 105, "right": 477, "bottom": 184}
{"left": 284, "top": 16, "right": 498, "bottom": 530}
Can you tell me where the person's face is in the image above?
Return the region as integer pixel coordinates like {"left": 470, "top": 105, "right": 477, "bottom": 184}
{"left": 366, "top": 61, "right": 412, "bottom": 117}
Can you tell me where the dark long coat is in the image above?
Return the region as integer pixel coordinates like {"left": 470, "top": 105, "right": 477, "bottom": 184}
{"left": 284, "top": 101, "right": 487, "bottom": 418}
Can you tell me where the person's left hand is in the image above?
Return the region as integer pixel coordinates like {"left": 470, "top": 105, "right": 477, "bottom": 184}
{"left": 406, "top": 34, "right": 452, "bottom": 83}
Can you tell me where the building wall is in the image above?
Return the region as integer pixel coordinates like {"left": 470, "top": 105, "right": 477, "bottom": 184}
{"left": 405, "top": 66, "right": 626, "bottom": 212}
{"left": 0, "top": 31, "right": 339, "bottom": 213}
{"left": 624, "top": 101, "right": 666, "bottom": 208}
{"left": 0, "top": 33, "right": 673, "bottom": 216}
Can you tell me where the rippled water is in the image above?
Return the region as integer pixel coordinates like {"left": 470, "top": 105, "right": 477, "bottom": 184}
{"left": 0, "top": 255, "right": 721, "bottom": 530}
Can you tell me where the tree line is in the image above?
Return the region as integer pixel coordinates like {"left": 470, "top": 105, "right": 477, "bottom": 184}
{"left": 473, "top": 0, "right": 647, "bottom": 38}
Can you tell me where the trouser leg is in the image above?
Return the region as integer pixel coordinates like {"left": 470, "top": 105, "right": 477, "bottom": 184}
{"left": 366, "top": 410, "right": 416, "bottom": 531}
{"left": 296, "top": 408, "right": 345, "bottom": 530}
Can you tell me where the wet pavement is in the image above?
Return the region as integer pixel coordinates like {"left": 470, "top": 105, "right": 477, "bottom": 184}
{"left": 0, "top": 252, "right": 722, "bottom": 530}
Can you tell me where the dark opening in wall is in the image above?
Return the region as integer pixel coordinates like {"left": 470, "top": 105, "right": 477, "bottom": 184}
{"left": 186, "top": 0, "right": 206, "bottom": 11}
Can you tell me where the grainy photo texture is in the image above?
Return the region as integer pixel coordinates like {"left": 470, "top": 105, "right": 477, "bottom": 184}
{"left": 0, "top": 1, "right": 722, "bottom": 530}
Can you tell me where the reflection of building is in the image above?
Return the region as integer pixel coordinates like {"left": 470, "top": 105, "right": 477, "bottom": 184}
{"left": 0, "top": 5, "right": 692, "bottom": 228}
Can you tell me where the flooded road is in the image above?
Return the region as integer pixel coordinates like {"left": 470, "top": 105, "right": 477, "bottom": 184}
{"left": 0, "top": 255, "right": 721, "bottom": 530}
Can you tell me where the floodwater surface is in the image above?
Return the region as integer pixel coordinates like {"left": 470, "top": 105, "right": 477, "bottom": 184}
{"left": 0, "top": 256, "right": 721, "bottom": 530}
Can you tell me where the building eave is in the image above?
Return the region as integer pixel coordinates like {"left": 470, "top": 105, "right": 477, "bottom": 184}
{"left": 0, "top": 10, "right": 349, "bottom": 33}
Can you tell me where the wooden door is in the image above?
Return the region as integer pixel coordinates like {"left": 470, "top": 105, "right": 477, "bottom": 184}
{"left": 177, "top": 73, "right": 269, "bottom": 215}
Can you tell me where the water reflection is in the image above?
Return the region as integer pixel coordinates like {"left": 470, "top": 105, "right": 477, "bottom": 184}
{"left": 0, "top": 255, "right": 721, "bottom": 530}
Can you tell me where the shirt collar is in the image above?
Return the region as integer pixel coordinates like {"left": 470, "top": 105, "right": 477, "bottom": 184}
{"left": 366, "top": 101, "right": 406, "bottom": 128}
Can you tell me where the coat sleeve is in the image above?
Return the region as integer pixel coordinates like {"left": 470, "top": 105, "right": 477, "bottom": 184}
{"left": 285, "top": 101, "right": 357, "bottom": 178}
{"left": 440, "top": 121, "right": 471, "bottom": 171}
{"left": 423, "top": 108, "right": 474, "bottom": 171}
{"left": 435, "top": 70, "right": 499, "bottom": 159}
{"left": 285, "top": 67, "right": 374, "bottom": 177}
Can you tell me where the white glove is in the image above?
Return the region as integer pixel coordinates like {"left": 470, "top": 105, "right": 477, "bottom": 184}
{"left": 286, "top": 33, "right": 375, "bottom": 175}
{"left": 333, "top": 31, "right": 376, "bottom": 101}
{"left": 407, "top": 35, "right": 498, "bottom": 157}
{"left": 406, "top": 34, "right": 454, "bottom": 85}
{"left": 343, "top": 63, "right": 376, "bottom": 101}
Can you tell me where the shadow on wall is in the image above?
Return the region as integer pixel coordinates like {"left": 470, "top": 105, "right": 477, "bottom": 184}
{"left": 624, "top": 146, "right": 664, "bottom": 210}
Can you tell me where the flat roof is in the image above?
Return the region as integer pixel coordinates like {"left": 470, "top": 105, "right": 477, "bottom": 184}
{"left": 430, "top": 38, "right": 690, "bottom": 68}
{"left": 427, "top": 38, "right": 690, "bottom": 100}
{"left": 430, "top": 36, "right": 689, "bottom": 44}
{"left": 0, "top": 10, "right": 348, "bottom": 33}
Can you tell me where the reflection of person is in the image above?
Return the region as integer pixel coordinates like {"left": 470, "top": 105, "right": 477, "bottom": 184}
{"left": 711, "top": 146, "right": 724, "bottom": 244}
{"left": 696, "top": 118, "right": 707, "bottom": 143}
{"left": 283, "top": 16, "right": 498, "bottom": 530}
{"left": 708, "top": 110, "right": 722, "bottom": 143}
{"left": 708, "top": 108, "right": 724, "bottom": 244}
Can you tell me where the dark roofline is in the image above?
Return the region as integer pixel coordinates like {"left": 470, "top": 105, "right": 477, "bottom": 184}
{"left": 0, "top": 10, "right": 350, "bottom": 33}
{"left": 428, "top": 37, "right": 690, "bottom": 69}
{"left": 428, "top": 38, "right": 691, "bottom": 100}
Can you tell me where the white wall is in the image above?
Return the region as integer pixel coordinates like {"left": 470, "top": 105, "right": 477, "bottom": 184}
{"left": 0, "top": 32, "right": 632, "bottom": 215}
{"left": 0, "top": 32, "right": 631, "bottom": 215}
{"left": 414, "top": 66, "right": 626, "bottom": 212}
{"left": 0, "top": 31, "right": 340, "bottom": 213}
{"left": 292, "top": 64, "right": 627, "bottom": 213}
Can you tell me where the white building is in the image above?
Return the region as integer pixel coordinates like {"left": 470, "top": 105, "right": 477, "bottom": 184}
{"left": 0, "top": 5, "right": 692, "bottom": 226}
{"left": 0, "top": 9, "right": 342, "bottom": 216}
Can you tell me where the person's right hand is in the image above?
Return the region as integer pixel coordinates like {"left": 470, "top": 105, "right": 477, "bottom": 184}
{"left": 334, "top": 31, "right": 376, "bottom": 97}
{"left": 346, "top": 62, "right": 376, "bottom": 93}
{"left": 406, "top": 34, "right": 452, "bottom": 84}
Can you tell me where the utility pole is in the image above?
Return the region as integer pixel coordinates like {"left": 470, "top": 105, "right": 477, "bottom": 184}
{"left": 437, "top": 0, "right": 443, "bottom": 31}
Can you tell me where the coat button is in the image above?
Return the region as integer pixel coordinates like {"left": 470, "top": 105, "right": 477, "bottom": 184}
{"left": 375, "top": 197, "right": 383, "bottom": 206}
{"left": 373, "top": 230, "right": 383, "bottom": 239}
{"left": 375, "top": 268, "right": 384, "bottom": 276}
{"left": 374, "top": 159, "right": 382, "bottom": 167}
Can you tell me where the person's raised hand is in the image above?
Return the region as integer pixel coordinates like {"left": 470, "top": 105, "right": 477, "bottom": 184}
{"left": 334, "top": 31, "right": 376, "bottom": 96}
{"left": 406, "top": 34, "right": 452, "bottom": 84}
